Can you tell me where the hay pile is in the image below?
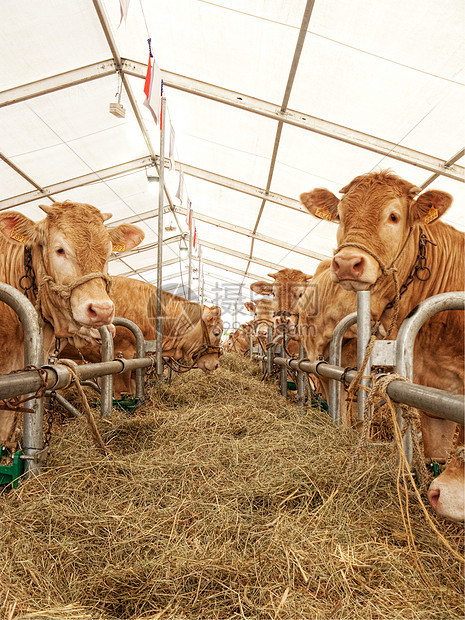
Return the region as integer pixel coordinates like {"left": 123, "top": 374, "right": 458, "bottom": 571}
{"left": 0, "top": 353, "right": 463, "bottom": 619}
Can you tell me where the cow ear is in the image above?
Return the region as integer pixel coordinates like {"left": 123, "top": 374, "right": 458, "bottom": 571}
{"left": 300, "top": 189, "right": 339, "bottom": 222}
{"left": 244, "top": 301, "right": 256, "bottom": 312}
{"left": 109, "top": 224, "right": 145, "bottom": 252}
{"left": 0, "top": 211, "right": 37, "bottom": 245}
{"left": 410, "top": 190, "right": 453, "bottom": 225}
{"left": 250, "top": 281, "right": 274, "bottom": 295}
{"left": 208, "top": 305, "right": 222, "bottom": 318}
{"left": 101, "top": 212, "right": 112, "bottom": 222}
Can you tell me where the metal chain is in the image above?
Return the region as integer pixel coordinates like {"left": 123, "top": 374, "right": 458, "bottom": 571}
{"left": 384, "top": 229, "right": 436, "bottom": 311}
{"left": 19, "top": 247, "right": 38, "bottom": 301}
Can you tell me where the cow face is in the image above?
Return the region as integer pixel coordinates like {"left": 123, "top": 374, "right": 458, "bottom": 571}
{"left": 300, "top": 171, "right": 453, "bottom": 291}
{"left": 427, "top": 447, "right": 465, "bottom": 522}
{"left": 251, "top": 269, "right": 312, "bottom": 336}
{"left": 0, "top": 202, "right": 144, "bottom": 347}
{"left": 244, "top": 299, "right": 274, "bottom": 340}
{"left": 197, "top": 305, "right": 223, "bottom": 372}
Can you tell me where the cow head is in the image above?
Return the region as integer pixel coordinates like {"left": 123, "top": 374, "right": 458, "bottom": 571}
{"left": 244, "top": 299, "right": 274, "bottom": 340}
{"left": 197, "top": 305, "right": 223, "bottom": 372}
{"left": 251, "top": 269, "right": 312, "bottom": 336}
{"left": 428, "top": 441, "right": 465, "bottom": 523}
{"left": 0, "top": 202, "right": 144, "bottom": 348}
{"left": 300, "top": 171, "right": 453, "bottom": 292}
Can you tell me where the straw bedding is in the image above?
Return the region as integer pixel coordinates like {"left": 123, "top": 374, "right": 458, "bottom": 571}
{"left": 0, "top": 353, "right": 463, "bottom": 619}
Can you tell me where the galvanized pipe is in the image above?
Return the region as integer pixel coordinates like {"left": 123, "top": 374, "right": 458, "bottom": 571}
{"left": 156, "top": 97, "right": 166, "bottom": 379}
{"left": 249, "top": 332, "right": 254, "bottom": 359}
{"left": 396, "top": 291, "right": 465, "bottom": 464}
{"left": 279, "top": 345, "right": 288, "bottom": 398}
{"left": 0, "top": 357, "right": 154, "bottom": 402}
{"left": 356, "top": 291, "right": 372, "bottom": 421}
{"left": 328, "top": 311, "right": 357, "bottom": 422}
{"left": 297, "top": 340, "right": 305, "bottom": 407}
{"left": 52, "top": 392, "right": 82, "bottom": 418}
{"left": 99, "top": 325, "right": 114, "bottom": 418}
{"left": 0, "top": 283, "right": 44, "bottom": 475}
{"left": 266, "top": 327, "right": 273, "bottom": 376}
{"left": 273, "top": 357, "right": 464, "bottom": 424}
{"left": 113, "top": 317, "right": 146, "bottom": 404}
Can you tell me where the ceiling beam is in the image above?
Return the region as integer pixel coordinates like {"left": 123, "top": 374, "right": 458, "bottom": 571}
{"left": 123, "top": 60, "right": 465, "bottom": 182}
{"left": 1, "top": 58, "right": 462, "bottom": 182}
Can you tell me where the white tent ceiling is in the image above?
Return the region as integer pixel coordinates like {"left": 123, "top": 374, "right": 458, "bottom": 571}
{"left": 1, "top": 0, "right": 464, "bottom": 330}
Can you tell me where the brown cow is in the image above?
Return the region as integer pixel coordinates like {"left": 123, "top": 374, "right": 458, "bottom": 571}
{"left": 63, "top": 276, "right": 223, "bottom": 397}
{"left": 300, "top": 170, "right": 464, "bottom": 462}
{"left": 250, "top": 269, "right": 312, "bottom": 338}
{"left": 223, "top": 321, "right": 255, "bottom": 355}
{"left": 427, "top": 432, "right": 465, "bottom": 522}
{"left": 0, "top": 201, "right": 144, "bottom": 443}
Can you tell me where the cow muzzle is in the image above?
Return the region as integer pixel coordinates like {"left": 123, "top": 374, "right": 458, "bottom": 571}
{"left": 331, "top": 248, "right": 379, "bottom": 290}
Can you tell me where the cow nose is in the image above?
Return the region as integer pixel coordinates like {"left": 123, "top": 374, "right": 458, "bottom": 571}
{"left": 258, "top": 329, "right": 267, "bottom": 338}
{"left": 86, "top": 300, "right": 115, "bottom": 325}
{"left": 332, "top": 253, "right": 365, "bottom": 279}
{"left": 427, "top": 487, "right": 440, "bottom": 510}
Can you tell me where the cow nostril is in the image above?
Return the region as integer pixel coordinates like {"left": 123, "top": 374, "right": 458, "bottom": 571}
{"left": 427, "top": 487, "right": 440, "bottom": 509}
{"left": 352, "top": 257, "right": 364, "bottom": 274}
{"left": 87, "top": 304, "right": 98, "bottom": 319}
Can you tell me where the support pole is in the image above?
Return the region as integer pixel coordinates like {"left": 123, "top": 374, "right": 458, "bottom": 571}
{"left": 188, "top": 211, "right": 193, "bottom": 301}
{"left": 156, "top": 97, "right": 166, "bottom": 379}
{"left": 279, "top": 344, "right": 288, "bottom": 398}
{"left": 0, "top": 283, "right": 44, "bottom": 476}
{"left": 328, "top": 312, "right": 357, "bottom": 423}
{"left": 266, "top": 327, "right": 273, "bottom": 376}
{"left": 99, "top": 325, "right": 114, "bottom": 418}
{"left": 297, "top": 340, "right": 305, "bottom": 407}
{"left": 356, "top": 291, "right": 372, "bottom": 421}
{"left": 249, "top": 331, "right": 254, "bottom": 359}
{"left": 113, "top": 317, "right": 146, "bottom": 405}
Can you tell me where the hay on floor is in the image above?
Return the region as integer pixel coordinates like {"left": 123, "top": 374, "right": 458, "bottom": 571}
{"left": 0, "top": 352, "right": 463, "bottom": 619}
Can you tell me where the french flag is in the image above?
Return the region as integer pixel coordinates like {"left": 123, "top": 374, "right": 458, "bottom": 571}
{"left": 144, "top": 45, "right": 162, "bottom": 125}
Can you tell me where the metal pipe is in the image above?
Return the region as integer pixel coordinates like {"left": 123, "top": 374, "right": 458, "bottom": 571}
{"left": 188, "top": 213, "right": 193, "bottom": 301}
{"left": 53, "top": 392, "right": 82, "bottom": 418}
{"left": 396, "top": 291, "right": 465, "bottom": 464}
{"left": 0, "top": 283, "right": 44, "bottom": 475}
{"left": 99, "top": 325, "right": 114, "bottom": 418}
{"left": 156, "top": 97, "right": 166, "bottom": 379}
{"left": 266, "top": 327, "right": 273, "bottom": 376}
{"left": 356, "top": 291, "right": 372, "bottom": 421}
{"left": 113, "top": 317, "right": 146, "bottom": 404}
{"left": 249, "top": 331, "right": 254, "bottom": 359}
{"left": 279, "top": 345, "right": 288, "bottom": 398}
{"left": 273, "top": 357, "right": 464, "bottom": 423}
{"left": 328, "top": 311, "right": 357, "bottom": 422}
{"left": 297, "top": 341, "right": 305, "bottom": 407}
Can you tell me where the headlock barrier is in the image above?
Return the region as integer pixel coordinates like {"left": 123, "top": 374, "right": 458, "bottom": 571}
{"left": 0, "top": 281, "right": 463, "bottom": 477}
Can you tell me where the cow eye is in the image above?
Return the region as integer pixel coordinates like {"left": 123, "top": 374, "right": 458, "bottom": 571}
{"left": 56, "top": 248, "right": 66, "bottom": 255}
{"left": 389, "top": 213, "right": 399, "bottom": 223}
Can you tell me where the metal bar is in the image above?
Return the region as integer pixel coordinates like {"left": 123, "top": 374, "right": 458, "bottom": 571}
{"left": 356, "top": 291, "right": 372, "bottom": 422}
{"left": 1, "top": 56, "right": 462, "bottom": 181}
{"left": 113, "top": 317, "right": 146, "bottom": 404}
{"left": 99, "top": 326, "right": 114, "bottom": 418}
{"left": 279, "top": 345, "right": 288, "bottom": 398}
{"left": 273, "top": 357, "right": 464, "bottom": 423}
{"left": 156, "top": 98, "right": 166, "bottom": 378}
{"left": 328, "top": 311, "right": 357, "bottom": 423}
{"left": 188, "top": 211, "right": 193, "bottom": 301}
{"left": 267, "top": 327, "right": 273, "bottom": 376}
{"left": 396, "top": 291, "right": 465, "bottom": 464}
{"left": 297, "top": 341, "right": 305, "bottom": 407}
{"left": 0, "top": 283, "right": 44, "bottom": 475}
{"left": 122, "top": 60, "right": 465, "bottom": 181}
{"left": 249, "top": 332, "right": 254, "bottom": 359}
{"left": 53, "top": 392, "right": 82, "bottom": 418}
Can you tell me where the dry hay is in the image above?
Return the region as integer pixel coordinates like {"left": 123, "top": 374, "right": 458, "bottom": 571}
{"left": 0, "top": 352, "right": 463, "bottom": 619}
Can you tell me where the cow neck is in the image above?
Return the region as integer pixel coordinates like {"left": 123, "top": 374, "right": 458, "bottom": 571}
{"left": 374, "top": 226, "right": 438, "bottom": 331}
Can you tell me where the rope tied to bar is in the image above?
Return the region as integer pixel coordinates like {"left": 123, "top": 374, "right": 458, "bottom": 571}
{"left": 58, "top": 360, "right": 110, "bottom": 456}
{"left": 342, "top": 373, "right": 464, "bottom": 566}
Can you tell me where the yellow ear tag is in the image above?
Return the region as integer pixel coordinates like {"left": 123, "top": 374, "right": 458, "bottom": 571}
{"left": 424, "top": 206, "right": 438, "bottom": 224}
{"left": 10, "top": 228, "right": 28, "bottom": 244}
{"left": 315, "top": 207, "right": 332, "bottom": 221}
{"left": 113, "top": 243, "right": 126, "bottom": 253}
